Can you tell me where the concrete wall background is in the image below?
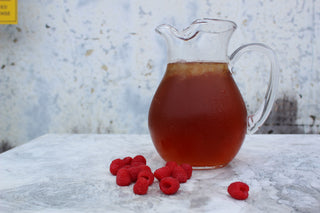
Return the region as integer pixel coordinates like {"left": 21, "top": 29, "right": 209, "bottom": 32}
{"left": 1, "top": 0, "right": 319, "bottom": 150}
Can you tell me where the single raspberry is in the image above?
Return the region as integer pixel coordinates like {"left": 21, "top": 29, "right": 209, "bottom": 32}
{"left": 138, "top": 170, "right": 154, "bottom": 186}
{"left": 180, "top": 163, "right": 192, "bottom": 179}
{"left": 109, "top": 158, "right": 124, "bottom": 175}
{"left": 116, "top": 168, "right": 131, "bottom": 186}
{"left": 133, "top": 177, "right": 149, "bottom": 195}
{"left": 122, "top": 156, "right": 132, "bottom": 165}
{"left": 132, "top": 155, "right": 147, "bottom": 165}
{"left": 165, "top": 161, "right": 178, "bottom": 172}
{"left": 227, "top": 182, "right": 249, "bottom": 200}
{"left": 172, "top": 165, "right": 188, "bottom": 183}
{"left": 159, "top": 177, "right": 180, "bottom": 195}
{"left": 154, "top": 166, "right": 171, "bottom": 181}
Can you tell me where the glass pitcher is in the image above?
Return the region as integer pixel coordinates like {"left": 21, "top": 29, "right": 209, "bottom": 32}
{"left": 148, "top": 18, "right": 279, "bottom": 169}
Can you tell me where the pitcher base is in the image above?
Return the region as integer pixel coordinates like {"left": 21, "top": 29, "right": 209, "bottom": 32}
{"left": 192, "top": 164, "right": 227, "bottom": 170}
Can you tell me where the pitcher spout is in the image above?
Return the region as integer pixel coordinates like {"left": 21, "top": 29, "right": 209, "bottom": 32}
{"left": 155, "top": 24, "right": 185, "bottom": 41}
{"left": 155, "top": 24, "right": 171, "bottom": 35}
{"left": 156, "top": 23, "right": 200, "bottom": 41}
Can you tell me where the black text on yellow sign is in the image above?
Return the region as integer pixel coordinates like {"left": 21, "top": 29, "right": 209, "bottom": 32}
{"left": 0, "top": 0, "right": 17, "bottom": 24}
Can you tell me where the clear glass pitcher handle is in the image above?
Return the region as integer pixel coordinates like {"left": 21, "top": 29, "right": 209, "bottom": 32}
{"left": 229, "top": 43, "right": 279, "bottom": 134}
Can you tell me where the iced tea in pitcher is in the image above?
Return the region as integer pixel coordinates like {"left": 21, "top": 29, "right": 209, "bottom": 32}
{"left": 148, "top": 62, "right": 247, "bottom": 167}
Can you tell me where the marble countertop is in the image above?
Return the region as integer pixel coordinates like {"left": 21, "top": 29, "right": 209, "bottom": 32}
{"left": 0, "top": 134, "right": 319, "bottom": 212}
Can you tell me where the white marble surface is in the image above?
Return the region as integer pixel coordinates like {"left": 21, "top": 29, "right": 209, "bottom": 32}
{"left": 0, "top": 134, "right": 319, "bottom": 212}
{"left": 1, "top": 1, "right": 320, "bottom": 147}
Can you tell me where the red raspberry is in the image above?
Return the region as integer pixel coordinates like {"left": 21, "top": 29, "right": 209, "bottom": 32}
{"left": 227, "top": 182, "right": 249, "bottom": 200}
{"left": 159, "top": 177, "right": 180, "bottom": 195}
{"left": 116, "top": 168, "right": 131, "bottom": 186}
{"left": 122, "top": 156, "right": 132, "bottom": 165}
{"left": 180, "top": 163, "right": 192, "bottom": 179}
{"left": 133, "top": 177, "right": 149, "bottom": 195}
{"left": 109, "top": 158, "right": 124, "bottom": 175}
{"left": 154, "top": 166, "right": 171, "bottom": 181}
{"left": 172, "top": 165, "right": 188, "bottom": 183}
{"left": 138, "top": 170, "right": 154, "bottom": 186}
{"left": 132, "top": 155, "right": 147, "bottom": 165}
{"left": 165, "top": 161, "right": 178, "bottom": 172}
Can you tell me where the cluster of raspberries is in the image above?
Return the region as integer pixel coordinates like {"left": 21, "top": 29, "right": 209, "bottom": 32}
{"left": 109, "top": 155, "right": 192, "bottom": 195}
{"left": 109, "top": 155, "right": 249, "bottom": 200}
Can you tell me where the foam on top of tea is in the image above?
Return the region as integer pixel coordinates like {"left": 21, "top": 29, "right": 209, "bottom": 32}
{"left": 165, "top": 62, "right": 229, "bottom": 79}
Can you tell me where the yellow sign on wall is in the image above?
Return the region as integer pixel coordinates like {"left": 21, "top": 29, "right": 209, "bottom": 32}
{"left": 0, "top": 0, "right": 17, "bottom": 24}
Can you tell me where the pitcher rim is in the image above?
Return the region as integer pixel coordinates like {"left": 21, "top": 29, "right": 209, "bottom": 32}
{"left": 192, "top": 18, "right": 237, "bottom": 33}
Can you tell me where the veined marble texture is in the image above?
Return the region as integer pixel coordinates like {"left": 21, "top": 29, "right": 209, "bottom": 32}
{"left": 0, "top": 134, "right": 319, "bottom": 212}
{"left": 0, "top": 0, "right": 320, "bottom": 147}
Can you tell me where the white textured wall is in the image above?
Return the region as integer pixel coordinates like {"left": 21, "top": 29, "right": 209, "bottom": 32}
{"left": 1, "top": 0, "right": 319, "bottom": 148}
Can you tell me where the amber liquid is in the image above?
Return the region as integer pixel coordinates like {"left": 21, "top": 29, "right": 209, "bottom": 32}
{"left": 148, "top": 62, "right": 247, "bottom": 168}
